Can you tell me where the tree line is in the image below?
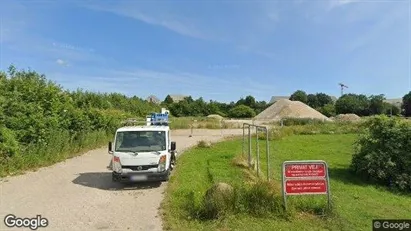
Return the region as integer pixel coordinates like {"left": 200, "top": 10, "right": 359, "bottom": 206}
{"left": 289, "top": 90, "right": 410, "bottom": 117}
{"left": 0, "top": 65, "right": 160, "bottom": 170}
{"left": 162, "top": 95, "right": 270, "bottom": 118}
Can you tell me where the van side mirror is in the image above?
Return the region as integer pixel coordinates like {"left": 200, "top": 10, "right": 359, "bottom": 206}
{"left": 171, "top": 141, "right": 176, "bottom": 151}
{"left": 108, "top": 142, "right": 113, "bottom": 154}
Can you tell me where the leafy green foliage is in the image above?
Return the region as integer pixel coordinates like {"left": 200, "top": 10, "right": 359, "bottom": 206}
{"left": 368, "top": 94, "right": 386, "bottom": 115}
{"left": 335, "top": 94, "right": 370, "bottom": 116}
{"left": 316, "top": 93, "right": 333, "bottom": 107}
{"left": 351, "top": 115, "right": 411, "bottom": 192}
{"left": 0, "top": 65, "right": 158, "bottom": 176}
{"left": 167, "top": 95, "right": 269, "bottom": 117}
{"left": 307, "top": 94, "right": 319, "bottom": 108}
{"left": 383, "top": 102, "right": 400, "bottom": 116}
{"left": 228, "top": 105, "right": 256, "bottom": 118}
{"left": 402, "top": 91, "right": 411, "bottom": 116}
{"left": 318, "top": 103, "right": 336, "bottom": 117}
{"left": 0, "top": 126, "right": 19, "bottom": 163}
{"left": 163, "top": 94, "right": 174, "bottom": 104}
{"left": 289, "top": 90, "right": 308, "bottom": 103}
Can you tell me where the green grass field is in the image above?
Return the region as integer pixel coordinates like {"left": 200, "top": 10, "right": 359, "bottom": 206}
{"left": 162, "top": 133, "right": 411, "bottom": 231}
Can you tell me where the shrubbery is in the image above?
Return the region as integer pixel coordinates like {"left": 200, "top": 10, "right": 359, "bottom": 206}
{"left": 228, "top": 105, "right": 256, "bottom": 118}
{"left": 351, "top": 115, "right": 411, "bottom": 192}
{"left": 0, "top": 65, "right": 159, "bottom": 176}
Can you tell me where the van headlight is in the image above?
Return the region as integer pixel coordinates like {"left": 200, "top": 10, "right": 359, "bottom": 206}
{"left": 113, "top": 156, "right": 122, "bottom": 173}
{"left": 158, "top": 155, "right": 166, "bottom": 172}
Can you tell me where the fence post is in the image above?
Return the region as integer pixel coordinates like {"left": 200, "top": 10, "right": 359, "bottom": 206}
{"left": 242, "top": 124, "right": 245, "bottom": 156}
{"left": 248, "top": 125, "right": 251, "bottom": 167}
{"left": 256, "top": 126, "right": 259, "bottom": 177}
{"left": 266, "top": 128, "right": 270, "bottom": 181}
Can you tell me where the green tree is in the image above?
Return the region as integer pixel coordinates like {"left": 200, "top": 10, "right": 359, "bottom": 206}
{"left": 164, "top": 95, "right": 174, "bottom": 104}
{"left": 307, "top": 94, "right": 318, "bottom": 108}
{"left": 383, "top": 103, "right": 400, "bottom": 116}
{"left": 316, "top": 93, "right": 333, "bottom": 107}
{"left": 368, "top": 94, "right": 386, "bottom": 115}
{"left": 318, "top": 103, "right": 336, "bottom": 117}
{"left": 351, "top": 115, "right": 411, "bottom": 192}
{"left": 244, "top": 95, "right": 256, "bottom": 108}
{"left": 228, "top": 105, "right": 256, "bottom": 118}
{"left": 289, "top": 90, "right": 308, "bottom": 103}
{"left": 335, "top": 94, "right": 370, "bottom": 116}
{"left": 402, "top": 91, "right": 411, "bottom": 117}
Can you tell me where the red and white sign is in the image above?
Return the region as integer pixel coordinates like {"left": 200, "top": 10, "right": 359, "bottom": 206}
{"left": 285, "top": 163, "right": 326, "bottom": 178}
{"left": 282, "top": 160, "right": 331, "bottom": 210}
{"left": 285, "top": 179, "right": 327, "bottom": 195}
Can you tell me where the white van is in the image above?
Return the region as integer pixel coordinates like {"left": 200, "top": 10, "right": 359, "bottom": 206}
{"left": 108, "top": 113, "right": 177, "bottom": 182}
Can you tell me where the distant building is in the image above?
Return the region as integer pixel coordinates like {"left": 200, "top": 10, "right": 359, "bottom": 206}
{"left": 384, "top": 98, "right": 402, "bottom": 108}
{"left": 146, "top": 95, "right": 161, "bottom": 104}
{"left": 169, "top": 94, "right": 188, "bottom": 103}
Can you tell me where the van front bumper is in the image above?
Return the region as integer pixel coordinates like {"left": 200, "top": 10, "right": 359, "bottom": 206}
{"left": 112, "top": 170, "right": 170, "bottom": 182}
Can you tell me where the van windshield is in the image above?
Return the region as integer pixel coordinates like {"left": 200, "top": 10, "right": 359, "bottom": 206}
{"left": 115, "top": 131, "right": 166, "bottom": 152}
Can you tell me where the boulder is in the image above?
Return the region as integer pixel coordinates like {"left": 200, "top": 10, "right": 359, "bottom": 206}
{"left": 203, "top": 182, "right": 234, "bottom": 218}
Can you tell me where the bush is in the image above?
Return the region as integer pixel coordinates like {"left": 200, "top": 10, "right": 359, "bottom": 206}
{"left": 188, "top": 180, "right": 287, "bottom": 220}
{"left": 350, "top": 115, "right": 411, "bottom": 192}
{"left": 0, "top": 126, "right": 19, "bottom": 163}
{"left": 228, "top": 105, "right": 256, "bottom": 118}
{"left": 0, "top": 65, "right": 159, "bottom": 176}
{"left": 281, "top": 118, "right": 327, "bottom": 126}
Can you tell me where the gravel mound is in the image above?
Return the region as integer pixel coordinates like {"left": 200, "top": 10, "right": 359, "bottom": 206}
{"left": 332, "top": 114, "right": 361, "bottom": 121}
{"left": 254, "top": 99, "right": 330, "bottom": 121}
{"left": 207, "top": 114, "right": 224, "bottom": 120}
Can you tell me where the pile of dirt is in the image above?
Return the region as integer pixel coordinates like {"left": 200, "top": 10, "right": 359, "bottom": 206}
{"left": 332, "top": 114, "right": 361, "bottom": 122}
{"left": 207, "top": 114, "right": 224, "bottom": 120}
{"left": 254, "top": 99, "right": 330, "bottom": 121}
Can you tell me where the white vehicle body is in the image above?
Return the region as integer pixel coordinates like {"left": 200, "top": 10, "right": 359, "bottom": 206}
{"left": 108, "top": 112, "right": 177, "bottom": 182}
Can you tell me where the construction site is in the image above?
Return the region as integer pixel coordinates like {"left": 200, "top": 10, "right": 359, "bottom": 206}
{"left": 222, "top": 97, "right": 362, "bottom": 127}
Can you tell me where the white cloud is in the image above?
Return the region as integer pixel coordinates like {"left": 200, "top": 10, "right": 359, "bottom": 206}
{"left": 47, "top": 66, "right": 277, "bottom": 101}
{"left": 327, "top": 0, "right": 358, "bottom": 10}
{"left": 56, "top": 59, "right": 70, "bottom": 67}
{"left": 82, "top": 3, "right": 209, "bottom": 40}
{"left": 80, "top": 1, "right": 281, "bottom": 59}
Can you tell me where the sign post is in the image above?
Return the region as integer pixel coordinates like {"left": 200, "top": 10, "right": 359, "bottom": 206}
{"left": 281, "top": 160, "right": 331, "bottom": 210}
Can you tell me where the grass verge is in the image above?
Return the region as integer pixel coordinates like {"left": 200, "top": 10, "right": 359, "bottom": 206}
{"left": 0, "top": 129, "right": 112, "bottom": 177}
{"left": 162, "top": 133, "right": 411, "bottom": 231}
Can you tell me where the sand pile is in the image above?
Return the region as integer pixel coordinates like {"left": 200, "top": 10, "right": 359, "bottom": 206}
{"left": 207, "top": 114, "right": 224, "bottom": 120}
{"left": 254, "top": 99, "right": 330, "bottom": 121}
{"left": 332, "top": 114, "right": 361, "bottom": 122}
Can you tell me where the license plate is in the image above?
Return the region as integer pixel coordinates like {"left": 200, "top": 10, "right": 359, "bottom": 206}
{"left": 130, "top": 175, "right": 147, "bottom": 181}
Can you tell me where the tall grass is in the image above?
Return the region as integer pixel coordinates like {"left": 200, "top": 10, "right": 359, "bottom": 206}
{"left": 168, "top": 117, "right": 241, "bottom": 129}
{"left": 0, "top": 130, "right": 111, "bottom": 177}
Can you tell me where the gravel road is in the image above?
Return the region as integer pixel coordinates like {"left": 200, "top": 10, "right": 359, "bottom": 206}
{"left": 0, "top": 129, "right": 243, "bottom": 231}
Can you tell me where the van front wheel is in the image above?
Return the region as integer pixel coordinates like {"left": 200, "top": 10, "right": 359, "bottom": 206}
{"left": 170, "top": 153, "right": 176, "bottom": 170}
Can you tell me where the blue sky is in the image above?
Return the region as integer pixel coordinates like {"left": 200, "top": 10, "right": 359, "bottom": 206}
{"left": 0, "top": 0, "right": 410, "bottom": 103}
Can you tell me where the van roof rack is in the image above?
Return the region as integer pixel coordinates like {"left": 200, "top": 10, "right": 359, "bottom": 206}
{"left": 122, "top": 113, "right": 170, "bottom": 126}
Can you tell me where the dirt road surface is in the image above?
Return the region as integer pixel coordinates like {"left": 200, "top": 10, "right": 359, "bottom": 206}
{"left": 0, "top": 129, "right": 243, "bottom": 231}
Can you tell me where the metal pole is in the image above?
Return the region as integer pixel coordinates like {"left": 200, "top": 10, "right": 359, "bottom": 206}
{"left": 282, "top": 162, "right": 287, "bottom": 210}
{"left": 221, "top": 120, "right": 223, "bottom": 136}
{"left": 266, "top": 128, "right": 270, "bottom": 181}
{"left": 325, "top": 162, "right": 332, "bottom": 210}
{"left": 248, "top": 125, "right": 251, "bottom": 167}
{"left": 242, "top": 124, "right": 245, "bottom": 156}
{"left": 256, "top": 126, "right": 259, "bottom": 177}
{"left": 190, "top": 121, "right": 194, "bottom": 137}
